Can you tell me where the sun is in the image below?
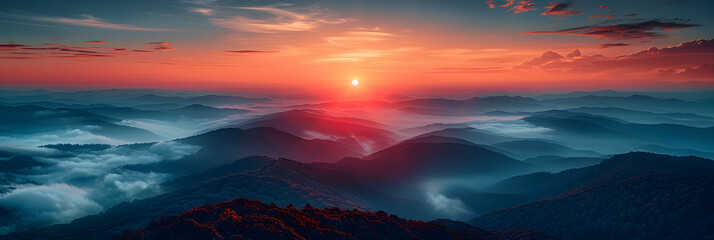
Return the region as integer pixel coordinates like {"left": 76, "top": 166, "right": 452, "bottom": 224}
{"left": 352, "top": 79, "right": 359, "bottom": 86}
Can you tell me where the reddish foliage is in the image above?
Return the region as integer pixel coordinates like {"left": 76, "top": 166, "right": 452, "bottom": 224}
{"left": 115, "top": 198, "right": 549, "bottom": 240}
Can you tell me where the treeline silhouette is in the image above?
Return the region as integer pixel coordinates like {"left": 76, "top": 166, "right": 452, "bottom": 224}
{"left": 115, "top": 198, "right": 551, "bottom": 240}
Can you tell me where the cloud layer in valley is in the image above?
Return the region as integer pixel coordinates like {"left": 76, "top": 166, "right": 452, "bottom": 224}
{"left": 0, "top": 141, "right": 200, "bottom": 234}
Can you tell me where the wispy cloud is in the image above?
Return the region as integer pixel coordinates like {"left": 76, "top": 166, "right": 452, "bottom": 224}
{"left": 324, "top": 30, "right": 394, "bottom": 45}
{"left": 190, "top": 8, "right": 214, "bottom": 15}
{"left": 0, "top": 41, "right": 175, "bottom": 59}
{"left": 659, "top": 63, "right": 714, "bottom": 80}
{"left": 140, "top": 61, "right": 248, "bottom": 68}
{"left": 507, "top": 1, "right": 536, "bottom": 14}
{"left": 517, "top": 39, "right": 714, "bottom": 79}
{"left": 522, "top": 20, "right": 700, "bottom": 40}
{"left": 426, "top": 67, "right": 507, "bottom": 74}
{"left": 209, "top": 5, "right": 351, "bottom": 33}
{"left": 146, "top": 42, "right": 175, "bottom": 51}
{"left": 599, "top": 43, "right": 631, "bottom": 48}
{"left": 31, "top": 15, "right": 176, "bottom": 31}
{"left": 541, "top": 2, "right": 583, "bottom": 17}
{"left": 319, "top": 47, "right": 420, "bottom": 62}
{"left": 487, "top": 0, "right": 536, "bottom": 14}
{"left": 0, "top": 44, "right": 26, "bottom": 50}
{"left": 222, "top": 50, "right": 277, "bottom": 54}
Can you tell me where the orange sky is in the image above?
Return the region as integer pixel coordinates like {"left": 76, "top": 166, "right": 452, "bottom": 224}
{"left": 1, "top": 0, "right": 713, "bottom": 96}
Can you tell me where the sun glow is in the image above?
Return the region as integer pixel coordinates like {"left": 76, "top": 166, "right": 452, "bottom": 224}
{"left": 352, "top": 79, "right": 359, "bottom": 86}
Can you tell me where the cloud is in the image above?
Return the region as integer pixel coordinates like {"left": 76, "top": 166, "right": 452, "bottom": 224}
{"left": 139, "top": 61, "right": 248, "bottom": 68}
{"left": 624, "top": 14, "right": 639, "bottom": 17}
{"left": 223, "top": 50, "right": 278, "bottom": 54}
{"left": 626, "top": 38, "right": 714, "bottom": 56}
{"left": 541, "top": 2, "right": 583, "bottom": 16}
{"left": 520, "top": 50, "right": 563, "bottom": 67}
{"left": 522, "top": 20, "right": 701, "bottom": 40}
{"left": 659, "top": 63, "right": 714, "bottom": 79}
{"left": 422, "top": 182, "right": 472, "bottom": 219}
{"left": 0, "top": 184, "right": 102, "bottom": 235}
{"left": 519, "top": 39, "right": 714, "bottom": 80}
{"left": 566, "top": 49, "right": 581, "bottom": 58}
{"left": 487, "top": 0, "right": 536, "bottom": 14}
{"left": 0, "top": 140, "right": 200, "bottom": 234}
{"left": 600, "top": 43, "right": 631, "bottom": 48}
{"left": 589, "top": 15, "right": 604, "bottom": 20}
{"left": 0, "top": 44, "right": 26, "bottom": 50}
{"left": 426, "top": 191, "right": 471, "bottom": 218}
{"left": 319, "top": 47, "right": 421, "bottom": 62}
{"left": 507, "top": 1, "right": 536, "bottom": 14}
{"left": 0, "top": 42, "right": 173, "bottom": 59}
{"left": 32, "top": 15, "right": 176, "bottom": 31}
{"left": 486, "top": 0, "right": 496, "bottom": 8}
{"left": 190, "top": 8, "right": 214, "bottom": 15}
{"left": 426, "top": 67, "right": 507, "bottom": 74}
{"left": 0, "top": 129, "right": 125, "bottom": 146}
{"left": 324, "top": 31, "right": 394, "bottom": 45}
{"left": 146, "top": 42, "right": 175, "bottom": 51}
{"left": 49, "top": 38, "right": 63, "bottom": 40}
{"left": 21, "top": 47, "right": 60, "bottom": 50}
{"left": 209, "top": 6, "right": 350, "bottom": 33}
{"left": 60, "top": 48, "right": 101, "bottom": 54}
{"left": 598, "top": 5, "right": 607, "bottom": 9}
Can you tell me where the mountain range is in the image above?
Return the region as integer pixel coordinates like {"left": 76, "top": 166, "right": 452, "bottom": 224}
{"left": 2, "top": 89, "right": 714, "bottom": 239}
{"left": 472, "top": 152, "right": 714, "bottom": 240}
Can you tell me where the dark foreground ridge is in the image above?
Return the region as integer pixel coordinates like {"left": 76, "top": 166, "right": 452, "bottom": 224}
{"left": 114, "top": 198, "right": 551, "bottom": 240}
{"left": 472, "top": 152, "right": 714, "bottom": 240}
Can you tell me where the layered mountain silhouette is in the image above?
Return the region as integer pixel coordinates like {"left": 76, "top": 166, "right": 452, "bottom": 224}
{"left": 79, "top": 104, "right": 250, "bottom": 121}
{"left": 491, "top": 140, "right": 601, "bottom": 159}
{"left": 3, "top": 156, "right": 434, "bottom": 240}
{"left": 338, "top": 142, "right": 537, "bottom": 184}
{"left": 124, "top": 127, "right": 364, "bottom": 175}
{"left": 0, "top": 105, "right": 162, "bottom": 142}
{"left": 632, "top": 144, "right": 714, "bottom": 159}
{"left": 123, "top": 94, "right": 268, "bottom": 107}
{"left": 397, "top": 135, "right": 480, "bottom": 146}
{"left": 394, "top": 96, "right": 548, "bottom": 116}
{"left": 415, "top": 127, "right": 516, "bottom": 145}
{"left": 4, "top": 140, "right": 545, "bottom": 239}
{"left": 398, "top": 122, "right": 473, "bottom": 136}
{"left": 114, "top": 198, "right": 551, "bottom": 240}
{"left": 565, "top": 106, "right": 714, "bottom": 127}
{"left": 523, "top": 110, "right": 714, "bottom": 153}
{"left": 236, "top": 109, "right": 399, "bottom": 153}
{"left": 540, "top": 94, "right": 714, "bottom": 115}
{"left": 3, "top": 89, "right": 714, "bottom": 239}
{"left": 522, "top": 155, "right": 604, "bottom": 172}
{"left": 0, "top": 90, "right": 268, "bottom": 107}
{"left": 472, "top": 152, "right": 714, "bottom": 240}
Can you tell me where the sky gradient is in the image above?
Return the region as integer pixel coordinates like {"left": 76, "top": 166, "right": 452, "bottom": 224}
{"left": 1, "top": 0, "right": 713, "bottom": 96}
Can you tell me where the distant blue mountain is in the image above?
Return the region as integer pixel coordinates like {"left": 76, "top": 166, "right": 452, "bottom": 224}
{"left": 472, "top": 152, "right": 714, "bottom": 240}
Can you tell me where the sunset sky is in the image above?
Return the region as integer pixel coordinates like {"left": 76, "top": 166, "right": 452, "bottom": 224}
{"left": 1, "top": 0, "right": 713, "bottom": 96}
